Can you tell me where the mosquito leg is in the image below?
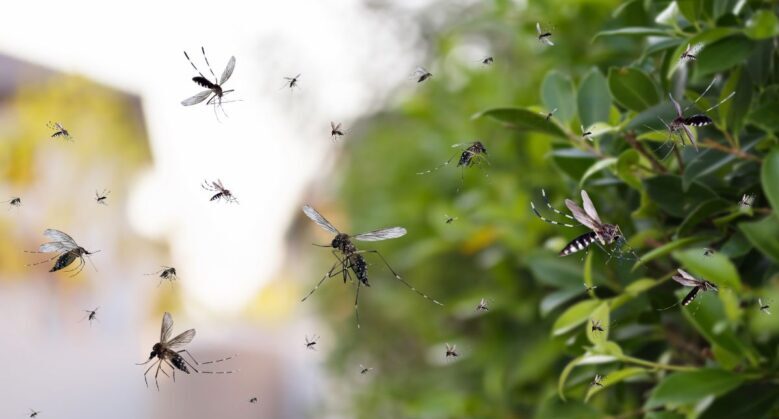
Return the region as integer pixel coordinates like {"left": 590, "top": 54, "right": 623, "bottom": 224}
{"left": 143, "top": 360, "right": 159, "bottom": 388}
{"left": 540, "top": 189, "right": 577, "bottom": 223}
{"left": 24, "top": 253, "right": 62, "bottom": 266}
{"left": 357, "top": 249, "right": 443, "bottom": 306}
{"left": 154, "top": 361, "right": 164, "bottom": 391}
{"left": 200, "top": 46, "right": 218, "bottom": 82}
{"left": 183, "top": 50, "right": 206, "bottom": 79}
{"left": 301, "top": 261, "right": 345, "bottom": 302}
{"left": 354, "top": 279, "right": 362, "bottom": 328}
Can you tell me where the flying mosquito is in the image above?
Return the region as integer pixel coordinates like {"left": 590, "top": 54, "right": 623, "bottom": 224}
{"left": 680, "top": 42, "right": 704, "bottom": 62}
{"left": 445, "top": 343, "right": 459, "bottom": 358}
{"left": 663, "top": 78, "right": 735, "bottom": 151}
{"left": 330, "top": 121, "right": 345, "bottom": 142}
{"left": 181, "top": 47, "right": 237, "bottom": 119}
{"left": 703, "top": 247, "right": 716, "bottom": 256}
{"left": 590, "top": 374, "right": 604, "bottom": 387}
{"left": 476, "top": 298, "right": 490, "bottom": 312}
{"left": 417, "top": 141, "right": 489, "bottom": 191}
{"left": 584, "top": 283, "right": 598, "bottom": 293}
{"left": 283, "top": 73, "right": 301, "bottom": 90}
{"left": 536, "top": 22, "right": 554, "bottom": 46}
{"left": 249, "top": 397, "right": 259, "bottom": 404}
{"left": 81, "top": 307, "right": 100, "bottom": 326}
{"left": 305, "top": 335, "right": 319, "bottom": 350}
{"left": 481, "top": 56, "right": 494, "bottom": 65}
{"left": 137, "top": 312, "right": 236, "bottom": 390}
{"left": 202, "top": 179, "right": 237, "bottom": 203}
{"left": 739, "top": 194, "right": 755, "bottom": 209}
{"left": 542, "top": 108, "right": 557, "bottom": 121}
{"left": 301, "top": 205, "right": 442, "bottom": 328}
{"left": 146, "top": 266, "right": 178, "bottom": 286}
{"left": 531, "top": 189, "right": 627, "bottom": 258}
{"left": 591, "top": 319, "right": 605, "bottom": 333}
{"left": 3, "top": 197, "right": 21, "bottom": 209}
{"left": 95, "top": 189, "right": 110, "bottom": 205}
{"left": 359, "top": 364, "right": 374, "bottom": 374}
{"left": 26, "top": 229, "right": 99, "bottom": 276}
{"left": 444, "top": 214, "right": 458, "bottom": 224}
{"left": 47, "top": 121, "right": 72, "bottom": 141}
{"left": 581, "top": 125, "right": 593, "bottom": 141}
{"left": 759, "top": 298, "right": 771, "bottom": 315}
{"left": 671, "top": 269, "right": 718, "bottom": 307}
{"left": 29, "top": 409, "right": 41, "bottom": 418}
{"left": 413, "top": 66, "right": 433, "bottom": 83}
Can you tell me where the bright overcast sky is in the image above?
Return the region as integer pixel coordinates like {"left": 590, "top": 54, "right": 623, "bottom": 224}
{"left": 0, "top": 0, "right": 436, "bottom": 312}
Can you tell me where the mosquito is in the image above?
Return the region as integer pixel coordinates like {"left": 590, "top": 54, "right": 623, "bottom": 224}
{"left": 581, "top": 125, "right": 593, "bottom": 141}
{"left": 137, "top": 312, "right": 236, "bottom": 390}
{"left": 584, "top": 283, "right": 598, "bottom": 293}
{"left": 29, "top": 409, "right": 41, "bottom": 418}
{"left": 759, "top": 298, "right": 771, "bottom": 315}
{"left": 590, "top": 374, "right": 604, "bottom": 387}
{"left": 739, "top": 194, "right": 755, "bottom": 209}
{"left": 481, "top": 56, "right": 494, "bottom": 65}
{"left": 413, "top": 66, "right": 433, "bottom": 83}
{"left": 669, "top": 269, "right": 718, "bottom": 307}
{"left": 542, "top": 108, "right": 557, "bottom": 121}
{"left": 202, "top": 179, "right": 237, "bottom": 203}
{"left": 3, "top": 197, "right": 21, "bottom": 209}
{"left": 531, "top": 189, "right": 627, "bottom": 258}
{"left": 330, "top": 121, "right": 345, "bottom": 142}
{"left": 305, "top": 335, "right": 319, "bottom": 350}
{"left": 302, "top": 205, "right": 442, "bottom": 328}
{"left": 444, "top": 214, "right": 458, "bottom": 224}
{"left": 81, "top": 307, "right": 100, "bottom": 326}
{"left": 417, "top": 141, "right": 489, "bottom": 191}
{"left": 283, "top": 73, "right": 301, "bottom": 90}
{"left": 95, "top": 189, "right": 110, "bottom": 205}
{"left": 664, "top": 78, "right": 735, "bottom": 151}
{"left": 249, "top": 397, "right": 259, "bottom": 404}
{"left": 680, "top": 42, "right": 703, "bottom": 62}
{"left": 536, "top": 22, "right": 554, "bottom": 46}
{"left": 359, "top": 364, "right": 374, "bottom": 374}
{"left": 703, "top": 247, "right": 715, "bottom": 256}
{"left": 26, "top": 229, "right": 99, "bottom": 276}
{"left": 476, "top": 298, "right": 490, "bottom": 312}
{"left": 181, "top": 47, "right": 237, "bottom": 120}
{"left": 445, "top": 343, "right": 459, "bottom": 358}
{"left": 47, "top": 121, "right": 72, "bottom": 141}
{"left": 591, "top": 319, "right": 605, "bottom": 333}
{"left": 146, "top": 266, "right": 178, "bottom": 286}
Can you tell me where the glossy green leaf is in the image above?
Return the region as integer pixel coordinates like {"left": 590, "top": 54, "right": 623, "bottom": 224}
{"left": 644, "top": 175, "right": 718, "bottom": 218}
{"left": 666, "top": 28, "right": 740, "bottom": 78}
{"left": 475, "top": 107, "right": 567, "bottom": 139}
{"left": 541, "top": 288, "right": 583, "bottom": 317}
{"left": 646, "top": 369, "right": 744, "bottom": 408}
{"left": 677, "top": 0, "right": 703, "bottom": 24}
{"left": 579, "top": 157, "right": 617, "bottom": 186}
{"left": 592, "top": 27, "right": 670, "bottom": 39}
{"left": 747, "top": 87, "right": 779, "bottom": 132}
{"left": 761, "top": 148, "right": 779, "bottom": 212}
{"left": 585, "top": 302, "right": 609, "bottom": 346}
{"left": 700, "top": 383, "right": 779, "bottom": 419}
{"left": 558, "top": 353, "right": 618, "bottom": 400}
{"left": 541, "top": 71, "right": 576, "bottom": 124}
{"left": 633, "top": 236, "right": 707, "bottom": 269}
{"left": 552, "top": 300, "right": 601, "bottom": 336}
{"left": 739, "top": 216, "right": 779, "bottom": 264}
{"left": 616, "top": 149, "right": 641, "bottom": 190}
{"left": 696, "top": 36, "right": 755, "bottom": 77}
{"left": 577, "top": 68, "right": 611, "bottom": 127}
{"left": 585, "top": 367, "right": 647, "bottom": 402}
{"left": 673, "top": 249, "right": 741, "bottom": 291}
{"left": 607, "top": 67, "right": 659, "bottom": 112}
{"left": 745, "top": 10, "right": 779, "bottom": 40}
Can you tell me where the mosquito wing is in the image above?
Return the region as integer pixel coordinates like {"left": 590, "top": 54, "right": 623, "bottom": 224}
{"left": 38, "top": 242, "right": 75, "bottom": 253}
{"left": 220, "top": 56, "right": 236, "bottom": 84}
{"left": 580, "top": 190, "right": 602, "bottom": 225}
{"left": 681, "top": 124, "right": 698, "bottom": 150}
{"left": 160, "top": 312, "right": 174, "bottom": 343}
{"left": 541, "top": 37, "right": 554, "bottom": 46}
{"left": 353, "top": 227, "right": 407, "bottom": 242}
{"left": 564, "top": 199, "right": 599, "bottom": 230}
{"left": 302, "top": 205, "right": 339, "bottom": 234}
{"left": 672, "top": 269, "right": 701, "bottom": 287}
{"left": 182, "top": 90, "right": 212, "bottom": 106}
{"left": 167, "top": 328, "right": 196, "bottom": 349}
{"left": 669, "top": 93, "right": 683, "bottom": 117}
{"left": 688, "top": 42, "right": 703, "bottom": 56}
{"left": 43, "top": 229, "right": 77, "bottom": 245}
{"left": 536, "top": 22, "right": 542, "bottom": 35}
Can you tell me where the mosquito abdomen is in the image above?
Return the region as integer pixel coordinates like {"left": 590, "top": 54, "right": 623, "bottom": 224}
{"left": 559, "top": 232, "right": 598, "bottom": 256}
{"left": 684, "top": 115, "right": 713, "bottom": 127}
{"left": 50, "top": 251, "right": 78, "bottom": 272}
{"left": 171, "top": 354, "right": 191, "bottom": 373}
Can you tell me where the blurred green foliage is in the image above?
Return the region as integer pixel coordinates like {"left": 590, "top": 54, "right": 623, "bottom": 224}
{"left": 309, "top": 0, "right": 779, "bottom": 417}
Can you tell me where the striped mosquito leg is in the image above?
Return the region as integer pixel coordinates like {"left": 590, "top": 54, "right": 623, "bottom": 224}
{"left": 354, "top": 279, "right": 362, "bottom": 329}
{"left": 200, "top": 46, "right": 218, "bottom": 81}
{"left": 24, "top": 253, "right": 62, "bottom": 266}
{"left": 560, "top": 232, "right": 598, "bottom": 256}
{"left": 357, "top": 249, "right": 444, "bottom": 306}
{"left": 541, "top": 189, "right": 577, "bottom": 222}
{"left": 301, "top": 259, "right": 347, "bottom": 302}
{"left": 530, "top": 202, "right": 577, "bottom": 228}
{"left": 416, "top": 152, "right": 458, "bottom": 175}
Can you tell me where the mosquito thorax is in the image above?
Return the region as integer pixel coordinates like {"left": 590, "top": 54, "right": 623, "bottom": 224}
{"left": 332, "top": 233, "right": 352, "bottom": 250}
{"left": 597, "top": 224, "right": 620, "bottom": 245}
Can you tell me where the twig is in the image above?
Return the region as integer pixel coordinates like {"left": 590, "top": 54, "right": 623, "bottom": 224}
{"left": 701, "top": 139, "right": 762, "bottom": 163}
{"left": 624, "top": 132, "right": 667, "bottom": 173}
{"left": 673, "top": 145, "right": 685, "bottom": 174}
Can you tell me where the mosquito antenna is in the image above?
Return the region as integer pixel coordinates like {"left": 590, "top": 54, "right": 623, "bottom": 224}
{"left": 684, "top": 76, "right": 719, "bottom": 112}
{"left": 183, "top": 51, "right": 205, "bottom": 79}
{"left": 657, "top": 301, "right": 681, "bottom": 311}
{"left": 705, "top": 91, "right": 735, "bottom": 112}
{"left": 200, "top": 46, "right": 218, "bottom": 82}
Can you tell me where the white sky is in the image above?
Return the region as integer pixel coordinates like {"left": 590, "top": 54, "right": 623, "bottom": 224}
{"left": 0, "top": 0, "right": 430, "bottom": 312}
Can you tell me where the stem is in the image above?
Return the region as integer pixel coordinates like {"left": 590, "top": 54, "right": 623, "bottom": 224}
{"left": 618, "top": 355, "right": 698, "bottom": 372}
{"left": 673, "top": 145, "right": 685, "bottom": 174}
{"left": 701, "top": 139, "right": 762, "bottom": 163}
{"left": 624, "top": 132, "right": 667, "bottom": 173}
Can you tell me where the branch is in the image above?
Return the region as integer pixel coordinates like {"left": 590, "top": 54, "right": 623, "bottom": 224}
{"left": 623, "top": 132, "right": 667, "bottom": 174}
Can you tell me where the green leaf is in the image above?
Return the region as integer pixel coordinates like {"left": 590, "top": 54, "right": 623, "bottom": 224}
{"left": 540, "top": 288, "right": 583, "bottom": 317}
{"left": 745, "top": 10, "right": 779, "bottom": 40}
{"left": 592, "top": 27, "right": 670, "bottom": 39}
{"left": 681, "top": 147, "right": 737, "bottom": 191}
{"left": 761, "top": 148, "right": 779, "bottom": 212}
{"left": 624, "top": 278, "right": 658, "bottom": 296}
{"left": 475, "top": 107, "right": 567, "bottom": 139}
{"left": 585, "top": 302, "right": 609, "bottom": 346}
{"left": 677, "top": 0, "right": 702, "bottom": 24}
{"left": 718, "top": 67, "right": 752, "bottom": 133}
{"left": 673, "top": 249, "right": 742, "bottom": 291}
{"left": 585, "top": 367, "right": 648, "bottom": 402}
{"left": 632, "top": 236, "right": 707, "bottom": 269}
{"left": 739, "top": 216, "right": 779, "bottom": 263}
{"left": 748, "top": 87, "right": 779, "bottom": 132}
{"left": 579, "top": 157, "right": 617, "bottom": 186}
{"left": 676, "top": 199, "right": 729, "bottom": 237}
{"left": 558, "top": 353, "right": 618, "bottom": 400}
{"left": 696, "top": 36, "right": 756, "bottom": 77}
{"left": 666, "top": 28, "right": 740, "bottom": 78}
{"left": 541, "top": 71, "right": 576, "bottom": 124}
{"left": 616, "top": 149, "right": 642, "bottom": 190}
{"left": 552, "top": 300, "right": 601, "bottom": 336}
{"left": 644, "top": 175, "right": 718, "bottom": 218}
{"left": 646, "top": 369, "right": 744, "bottom": 408}
{"left": 700, "top": 383, "right": 779, "bottom": 419}
{"left": 607, "top": 67, "right": 659, "bottom": 112}
{"left": 577, "top": 68, "right": 611, "bottom": 127}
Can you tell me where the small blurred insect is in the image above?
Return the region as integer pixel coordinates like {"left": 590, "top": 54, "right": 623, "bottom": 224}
{"left": 413, "top": 66, "right": 433, "bottom": 83}
{"left": 417, "top": 141, "right": 489, "bottom": 191}
{"left": 330, "top": 121, "right": 345, "bottom": 142}
{"left": 542, "top": 108, "right": 557, "bottom": 121}
{"left": 591, "top": 319, "right": 605, "bottom": 333}
{"left": 445, "top": 343, "right": 458, "bottom": 358}
{"left": 759, "top": 298, "right": 771, "bottom": 315}
{"left": 662, "top": 78, "right": 735, "bottom": 151}
{"left": 590, "top": 374, "right": 604, "bottom": 387}
{"left": 146, "top": 266, "right": 178, "bottom": 286}
{"left": 29, "top": 409, "right": 41, "bottom": 418}
{"left": 739, "top": 194, "right": 755, "bottom": 209}
{"left": 302, "top": 205, "right": 442, "bottom": 328}
{"left": 584, "top": 283, "right": 598, "bottom": 293}
{"left": 531, "top": 189, "right": 630, "bottom": 259}
{"left": 581, "top": 125, "right": 593, "bottom": 141}
{"left": 283, "top": 73, "right": 301, "bottom": 90}
{"left": 659, "top": 269, "right": 719, "bottom": 310}
{"left": 680, "top": 43, "right": 704, "bottom": 62}
{"left": 305, "top": 335, "right": 319, "bottom": 351}
{"left": 81, "top": 307, "right": 100, "bottom": 326}
{"left": 476, "top": 298, "right": 490, "bottom": 312}
{"left": 359, "top": 364, "right": 374, "bottom": 374}
{"left": 444, "top": 214, "right": 458, "bottom": 224}
{"left": 536, "top": 22, "right": 554, "bottom": 46}
{"left": 181, "top": 47, "right": 237, "bottom": 120}
{"left": 481, "top": 56, "right": 494, "bottom": 65}
{"left": 3, "top": 197, "right": 21, "bottom": 209}
{"left": 202, "top": 179, "right": 237, "bottom": 203}
{"left": 95, "top": 189, "right": 110, "bottom": 205}
{"left": 136, "top": 312, "right": 236, "bottom": 390}
{"left": 249, "top": 397, "right": 259, "bottom": 404}
{"left": 26, "top": 229, "right": 99, "bottom": 276}
{"left": 703, "top": 247, "right": 715, "bottom": 256}
{"left": 47, "top": 121, "right": 72, "bottom": 141}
